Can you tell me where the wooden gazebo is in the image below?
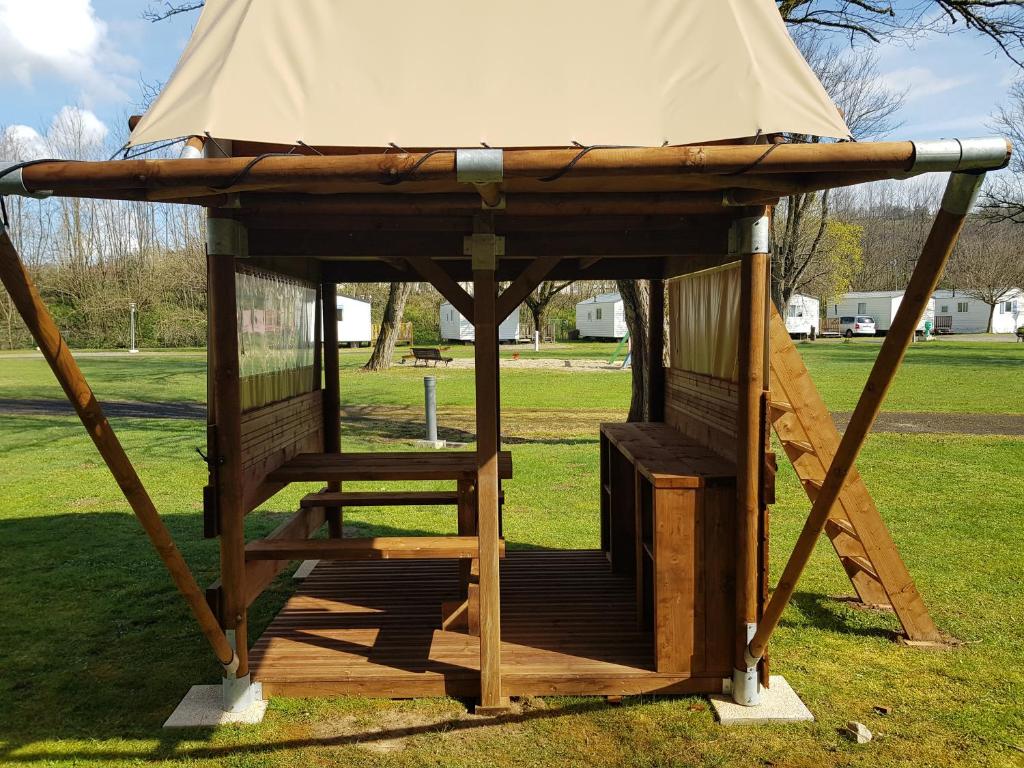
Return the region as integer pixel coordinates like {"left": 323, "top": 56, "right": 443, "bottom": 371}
{"left": 0, "top": 0, "right": 1011, "bottom": 717}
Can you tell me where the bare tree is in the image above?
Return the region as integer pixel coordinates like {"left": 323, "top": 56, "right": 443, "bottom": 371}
{"left": 983, "top": 79, "right": 1024, "bottom": 222}
{"left": 945, "top": 221, "right": 1024, "bottom": 331}
{"left": 524, "top": 281, "right": 575, "bottom": 341}
{"left": 363, "top": 282, "right": 412, "bottom": 371}
{"left": 770, "top": 35, "right": 905, "bottom": 312}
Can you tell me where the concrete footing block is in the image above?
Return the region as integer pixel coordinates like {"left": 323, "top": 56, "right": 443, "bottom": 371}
{"left": 710, "top": 676, "right": 813, "bottom": 725}
{"left": 163, "top": 684, "right": 267, "bottom": 728}
{"left": 293, "top": 559, "right": 320, "bottom": 579}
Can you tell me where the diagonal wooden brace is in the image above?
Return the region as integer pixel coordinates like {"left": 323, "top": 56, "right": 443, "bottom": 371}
{"left": 749, "top": 171, "right": 987, "bottom": 663}
{"left": 0, "top": 226, "right": 237, "bottom": 673}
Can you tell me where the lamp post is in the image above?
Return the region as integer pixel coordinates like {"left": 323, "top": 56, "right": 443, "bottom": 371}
{"left": 129, "top": 302, "right": 138, "bottom": 354}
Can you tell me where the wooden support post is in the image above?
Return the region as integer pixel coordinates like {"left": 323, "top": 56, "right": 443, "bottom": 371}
{"left": 0, "top": 227, "right": 237, "bottom": 671}
{"left": 321, "top": 282, "right": 342, "bottom": 538}
{"left": 207, "top": 216, "right": 250, "bottom": 681}
{"left": 648, "top": 278, "right": 666, "bottom": 422}
{"left": 748, "top": 171, "right": 987, "bottom": 663}
{"left": 471, "top": 221, "right": 507, "bottom": 713}
{"left": 733, "top": 214, "right": 769, "bottom": 705}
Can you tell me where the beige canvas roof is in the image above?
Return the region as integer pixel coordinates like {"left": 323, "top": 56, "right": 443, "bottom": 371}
{"left": 128, "top": 0, "right": 851, "bottom": 149}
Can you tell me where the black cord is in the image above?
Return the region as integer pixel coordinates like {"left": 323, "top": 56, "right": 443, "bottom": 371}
{"left": 121, "top": 138, "right": 187, "bottom": 160}
{"left": 379, "top": 148, "right": 456, "bottom": 186}
{"left": 724, "top": 142, "right": 782, "bottom": 176}
{"left": 207, "top": 150, "right": 299, "bottom": 190}
{"left": 538, "top": 144, "right": 638, "bottom": 183}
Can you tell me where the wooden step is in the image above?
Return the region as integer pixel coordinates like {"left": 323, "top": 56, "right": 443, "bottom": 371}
{"left": 768, "top": 400, "right": 795, "bottom": 415}
{"left": 825, "top": 517, "right": 859, "bottom": 540}
{"left": 300, "top": 489, "right": 505, "bottom": 508}
{"left": 801, "top": 476, "right": 823, "bottom": 492}
{"left": 782, "top": 438, "right": 815, "bottom": 456}
{"left": 245, "top": 536, "right": 506, "bottom": 562}
{"left": 840, "top": 555, "right": 880, "bottom": 582}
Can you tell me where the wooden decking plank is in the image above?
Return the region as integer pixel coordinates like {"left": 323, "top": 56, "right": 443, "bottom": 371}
{"left": 245, "top": 536, "right": 504, "bottom": 561}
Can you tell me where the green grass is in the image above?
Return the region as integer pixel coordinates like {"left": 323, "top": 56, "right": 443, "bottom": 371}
{"left": 0, "top": 342, "right": 1022, "bottom": 766}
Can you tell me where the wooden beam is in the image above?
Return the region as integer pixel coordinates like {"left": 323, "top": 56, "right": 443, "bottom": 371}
{"left": 736, "top": 244, "right": 769, "bottom": 685}
{"left": 208, "top": 216, "right": 249, "bottom": 676}
{"left": 749, "top": 172, "right": 985, "bottom": 662}
{"left": 0, "top": 226, "right": 237, "bottom": 670}
{"left": 495, "top": 255, "right": 561, "bottom": 324}
{"left": 473, "top": 234, "right": 506, "bottom": 712}
{"left": 246, "top": 536, "right": 503, "bottom": 561}
{"left": 647, "top": 279, "right": 666, "bottom": 422}
{"left": 407, "top": 257, "right": 475, "bottom": 324}
{"left": 321, "top": 282, "right": 342, "bottom": 538}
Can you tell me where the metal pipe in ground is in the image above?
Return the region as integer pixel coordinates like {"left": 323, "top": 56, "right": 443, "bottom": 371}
{"left": 424, "top": 376, "right": 438, "bottom": 443}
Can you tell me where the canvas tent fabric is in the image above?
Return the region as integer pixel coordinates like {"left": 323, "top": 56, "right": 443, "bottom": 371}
{"left": 129, "top": 0, "right": 851, "bottom": 149}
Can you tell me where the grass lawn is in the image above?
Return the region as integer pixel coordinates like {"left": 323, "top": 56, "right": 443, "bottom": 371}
{"left": 0, "top": 340, "right": 1021, "bottom": 766}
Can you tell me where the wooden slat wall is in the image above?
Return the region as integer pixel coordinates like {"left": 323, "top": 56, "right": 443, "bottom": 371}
{"left": 664, "top": 368, "right": 739, "bottom": 461}
{"left": 240, "top": 389, "right": 324, "bottom": 512}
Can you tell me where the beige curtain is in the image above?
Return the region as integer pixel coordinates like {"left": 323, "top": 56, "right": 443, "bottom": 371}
{"left": 668, "top": 263, "right": 740, "bottom": 382}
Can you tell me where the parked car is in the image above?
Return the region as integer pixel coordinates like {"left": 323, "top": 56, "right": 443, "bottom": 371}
{"left": 838, "top": 316, "right": 876, "bottom": 337}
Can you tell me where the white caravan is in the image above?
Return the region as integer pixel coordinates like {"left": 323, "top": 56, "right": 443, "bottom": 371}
{"left": 575, "top": 293, "right": 627, "bottom": 339}
{"left": 440, "top": 301, "right": 522, "bottom": 342}
{"left": 785, "top": 294, "right": 820, "bottom": 339}
{"left": 933, "top": 289, "right": 1024, "bottom": 333}
{"left": 827, "top": 291, "right": 935, "bottom": 336}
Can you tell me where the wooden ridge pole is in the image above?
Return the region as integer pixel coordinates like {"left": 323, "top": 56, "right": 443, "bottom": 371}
{"left": 321, "top": 282, "right": 343, "bottom": 538}
{"left": 748, "top": 171, "right": 987, "bottom": 664}
{"left": 0, "top": 226, "right": 237, "bottom": 672}
{"left": 731, "top": 214, "right": 770, "bottom": 706}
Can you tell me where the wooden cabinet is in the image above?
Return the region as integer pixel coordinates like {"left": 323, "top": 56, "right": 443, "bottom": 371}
{"left": 601, "top": 423, "right": 737, "bottom": 675}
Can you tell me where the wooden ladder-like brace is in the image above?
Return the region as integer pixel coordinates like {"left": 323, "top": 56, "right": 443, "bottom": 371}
{"left": 768, "top": 306, "right": 939, "bottom": 642}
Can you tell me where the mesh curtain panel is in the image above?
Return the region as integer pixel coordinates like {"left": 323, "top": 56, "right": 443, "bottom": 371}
{"left": 668, "top": 263, "right": 741, "bottom": 382}
{"left": 236, "top": 267, "right": 317, "bottom": 411}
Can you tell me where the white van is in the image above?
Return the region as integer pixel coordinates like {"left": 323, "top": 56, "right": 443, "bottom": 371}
{"left": 837, "top": 315, "right": 876, "bottom": 337}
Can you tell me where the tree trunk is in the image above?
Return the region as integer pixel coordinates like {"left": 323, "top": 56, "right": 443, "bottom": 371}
{"left": 529, "top": 304, "right": 545, "bottom": 339}
{"left": 987, "top": 302, "right": 996, "bottom": 333}
{"left": 617, "top": 279, "right": 649, "bottom": 422}
{"left": 364, "top": 282, "right": 412, "bottom": 371}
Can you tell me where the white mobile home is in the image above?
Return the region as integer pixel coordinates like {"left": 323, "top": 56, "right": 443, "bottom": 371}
{"left": 576, "top": 293, "right": 627, "bottom": 339}
{"left": 827, "top": 291, "right": 935, "bottom": 335}
{"left": 440, "top": 301, "right": 521, "bottom": 342}
{"left": 933, "top": 289, "right": 1023, "bottom": 333}
{"left": 785, "top": 294, "right": 820, "bottom": 339}
{"left": 334, "top": 295, "right": 372, "bottom": 346}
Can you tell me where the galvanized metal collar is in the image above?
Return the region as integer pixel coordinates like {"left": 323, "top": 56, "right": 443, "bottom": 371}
{"left": 0, "top": 162, "right": 52, "bottom": 199}
{"left": 728, "top": 215, "right": 771, "bottom": 255}
{"left": 910, "top": 137, "right": 1010, "bottom": 174}
{"left": 206, "top": 218, "right": 248, "bottom": 256}
{"left": 940, "top": 171, "right": 987, "bottom": 216}
{"left": 456, "top": 149, "right": 503, "bottom": 184}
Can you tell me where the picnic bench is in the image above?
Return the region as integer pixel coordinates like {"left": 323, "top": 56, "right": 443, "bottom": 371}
{"left": 406, "top": 347, "right": 453, "bottom": 366}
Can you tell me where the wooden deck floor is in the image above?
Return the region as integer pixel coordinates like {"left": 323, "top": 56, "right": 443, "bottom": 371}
{"left": 250, "top": 550, "right": 723, "bottom": 698}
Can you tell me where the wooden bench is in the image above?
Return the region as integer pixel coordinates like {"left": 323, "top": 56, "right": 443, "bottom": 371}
{"left": 411, "top": 347, "right": 453, "bottom": 367}
{"left": 300, "top": 489, "right": 505, "bottom": 508}
{"left": 245, "top": 536, "right": 506, "bottom": 561}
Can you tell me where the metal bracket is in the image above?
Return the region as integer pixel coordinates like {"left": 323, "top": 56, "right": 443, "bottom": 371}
{"left": 0, "top": 162, "right": 52, "bottom": 199}
{"left": 728, "top": 215, "right": 771, "bottom": 256}
{"left": 456, "top": 149, "right": 503, "bottom": 184}
{"left": 222, "top": 630, "right": 263, "bottom": 713}
{"left": 206, "top": 218, "right": 248, "bottom": 257}
{"left": 730, "top": 622, "right": 761, "bottom": 706}
{"left": 463, "top": 233, "right": 505, "bottom": 270}
{"left": 940, "top": 171, "right": 987, "bottom": 216}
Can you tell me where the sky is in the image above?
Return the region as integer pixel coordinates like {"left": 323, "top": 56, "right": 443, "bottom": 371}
{"left": 0, "top": 0, "right": 1020, "bottom": 155}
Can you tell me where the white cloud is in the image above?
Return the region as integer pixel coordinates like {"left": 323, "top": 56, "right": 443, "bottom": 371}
{"left": 3, "top": 106, "right": 109, "bottom": 160}
{"left": 879, "top": 66, "right": 973, "bottom": 102}
{"left": 0, "top": 0, "right": 134, "bottom": 104}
